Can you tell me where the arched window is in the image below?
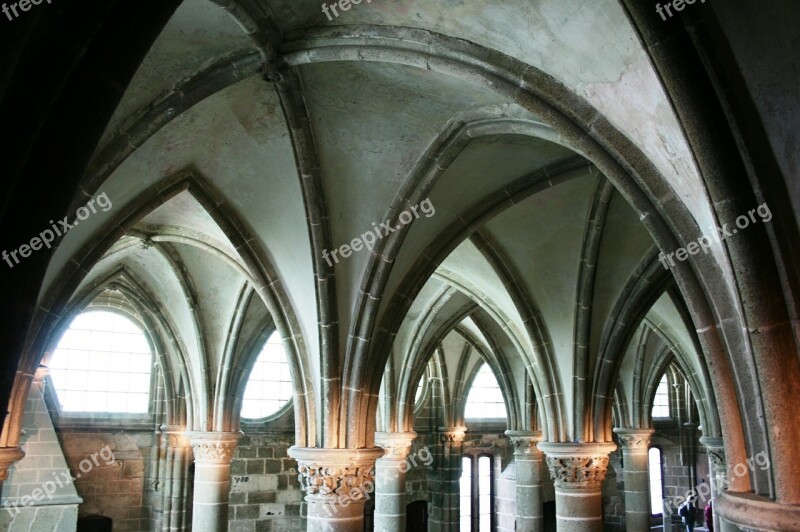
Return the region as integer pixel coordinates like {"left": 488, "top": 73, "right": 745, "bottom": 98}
{"left": 652, "top": 374, "right": 670, "bottom": 418}
{"left": 464, "top": 363, "right": 507, "bottom": 419}
{"left": 460, "top": 454, "right": 494, "bottom": 531}
{"left": 241, "top": 332, "right": 293, "bottom": 419}
{"left": 49, "top": 310, "right": 153, "bottom": 414}
{"left": 649, "top": 447, "right": 664, "bottom": 515}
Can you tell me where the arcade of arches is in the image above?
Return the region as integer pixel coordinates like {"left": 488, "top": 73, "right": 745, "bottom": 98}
{"left": 0, "top": 1, "right": 797, "bottom": 531}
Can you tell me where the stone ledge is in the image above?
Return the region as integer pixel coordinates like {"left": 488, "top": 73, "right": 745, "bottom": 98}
{"left": 717, "top": 492, "right": 800, "bottom": 531}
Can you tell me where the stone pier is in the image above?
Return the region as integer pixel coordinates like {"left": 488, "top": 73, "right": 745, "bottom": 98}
{"left": 613, "top": 428, "right": 654, "bottom": 532}
{"left": 188, "top": 432, "right": 242, "bottom": 532}
{"left": 505, "top": 430, "right": 544, "bottom": 532}
{"left": 289, "top": 447, "right": 384, "bottom": 532}
{"left": 538, "top": 442, "right": 616, "bottom": 532}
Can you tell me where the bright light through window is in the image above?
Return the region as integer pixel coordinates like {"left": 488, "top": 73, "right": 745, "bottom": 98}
{"left": 415, "top": 377, "right": 424, "bottom": 404}
{"left": 465, "top": 364, "right": 507, "bottom": 419}
{"left": 50, "top": 311, "right": 152, "bottom": 413}
{"left": 461, "top": 455, "right": 494, "bottom": 531}
{"left": 478, "top": 456, "right": 491, "bottom": 531}
{"left": 241, "top": 333, "right": 293, "bottom": 419}
{"left": 649, "top": 447, "right": 664, "bottom": 515}
{"left": 460, "top": 457, "right": 472, "bottom": 531}
{"left": 652, "top": 374, "right": 670, "bottom": 418}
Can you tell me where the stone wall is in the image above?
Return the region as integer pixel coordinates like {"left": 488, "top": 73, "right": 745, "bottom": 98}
{"left": 0, "top": 379, "right": 81, "bottom": 532}
{"left": 228, "top": 432, "right": 304, "bottom": 532}
{"left": 59, "top": 430, "right": 156, "bottom": 531}
{"left": 602, "top": 448, "right": 625, "bottom": 532}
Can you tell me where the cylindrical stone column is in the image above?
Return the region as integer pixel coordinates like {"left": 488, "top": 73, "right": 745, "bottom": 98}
{"left": 538, "top": 442, "right": 617, "bottom": 532}
{"left": 374, "top": 432, "right": 417, "bottom": 532}
{"left": 700, "top": 437, "right": 736, "bottom": 532}
{"left": 506, "top": 430, "right": 544, "bottom": 532}
{"left": 188, "top": 431, "right": 242, "bottom": 532}
{"left": 289, "top": 446, "right": 384, "bottom": 532}
{"left": 438, "top": 427, "right": 467, "bottom": 531}
{"left": 614, "top": 428, "right": 655, "bottom": 532}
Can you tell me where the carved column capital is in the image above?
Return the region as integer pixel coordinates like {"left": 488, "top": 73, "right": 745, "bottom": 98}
{"left": 613, "top": 427, "right": 655, "bottom": 453}
{"left": 439, "top": 426, "right": 467, "bottom": 443}
{"left": 187, "top": 432, "right": 243, "bottom": 464}
{"left": 161, "top": 426, "right": 191, "bottom": 448}
{"left": 505, "top": 430, "right": 543, "bottom": 457}
{"left": 375, "top": 431, "right": 417, "bottom": 460}
{"left": 0, "top": 447, "right": 25, "bottom": 481}
{"left": 700, "top": 436, "right": 725, "bottom": 452}
{"left": 288, "top": 447, "right": 384, "bottom": 503}
{"left": 538, "top": 442, "right": 617, "bottom": 489}
{"left": 700, "top": 436, "right": 726, "bottom": 469}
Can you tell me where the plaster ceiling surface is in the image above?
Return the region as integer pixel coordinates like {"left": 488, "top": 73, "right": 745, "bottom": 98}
{"left": 480, "top": 172, "right": 598, "bottom": 363}
{"left": 231, "top": 291, "right": 274, "bottom": 364}
{"left": 441, "top": 329, "right": 470, "bottom": 394}
{"left": 436, "top": 239, "right": 530, "bottom": 355}
{"left": 390, "top": 277, "right": 450, "bottom": 371}
{"left": 411, "top": 291, "right": 476, "bottom": 356}
{"left": 168, "top": 243, "right": 245, "bottom": 371}
{"left": 457, "top": 316, "right": 491, "bottom": 362}
{"left": 298, "top": 59, "right": 512, "bottom": 317}
{"left": 589, "top": 190, "right": 658, "bottom": 358}
{"left": 647, "top": 292, "right": 697, "bottom": 367}
{"left": 268, "top": 0, "right": 713, "bottom": 234}
{"left": 376, "top": 134, "right": 578, "bottom": 320}
{"left": 135, "top": 190, "right": 240, "bottom": 258}
{"left": 99, "top": 0, "right": 253, "bottom": 147}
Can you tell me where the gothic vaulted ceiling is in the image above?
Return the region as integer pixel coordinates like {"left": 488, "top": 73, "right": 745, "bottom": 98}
{"left": 32, "top": 0, "right": 718, "bottom": 448}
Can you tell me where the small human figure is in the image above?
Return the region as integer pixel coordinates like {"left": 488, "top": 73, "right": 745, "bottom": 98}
{"left": 678, "top": 497, "right": 697, "bottom": 532}
{"left": 705, "top": 501, "right": 714, "bottom": 532}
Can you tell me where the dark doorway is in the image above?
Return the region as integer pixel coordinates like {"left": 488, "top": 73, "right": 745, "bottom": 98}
{"left": 406, "top": 500, "right": 428, "bottom": 531}
{"left": 77, "top": 514, "right": 113, "bottom": 532}
{"left": 543, "top": 501, "right": 557, "bottom": 532}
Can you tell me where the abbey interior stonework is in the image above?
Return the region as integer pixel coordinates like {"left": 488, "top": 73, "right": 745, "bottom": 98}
{"left": 0, "top": 1, "right": 797, "bottom": 531}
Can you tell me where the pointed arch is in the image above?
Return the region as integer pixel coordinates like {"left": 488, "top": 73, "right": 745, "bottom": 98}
{"left": 5, "top": 169, "right": 313, "bottom": 449}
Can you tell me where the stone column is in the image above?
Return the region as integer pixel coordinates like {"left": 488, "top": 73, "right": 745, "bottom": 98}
{"left": 436, "top": 427, "right": 467, "bottom": 531}
{"left": 613, "top": 428, "right": 654, "bottom": 532}
{"left": 188, "top": 432, "right": 242, "bottom": 532}
{"left": 699, "top": 437, "right": 736, "bottom": 532}
{"left": 505, "top": 430, "right": 544, "bottom": 532}
{"left": 289, "top": 447, "right": 384, "bottom": 532}
{"left": 538, "top": 442, "right": 617, "bottom": 532}
{"left": 374, "top": 432, "right": 417, "bottom": 532}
